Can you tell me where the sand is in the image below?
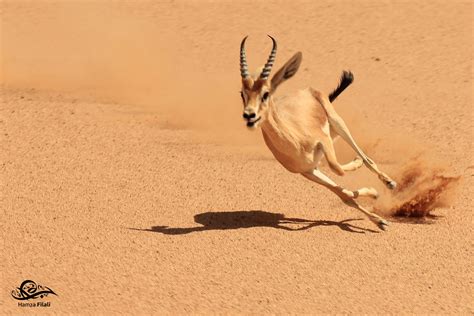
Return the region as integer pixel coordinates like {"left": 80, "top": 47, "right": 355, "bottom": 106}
{"left": 1, "top": 1, "right": 472, "bottom": 314}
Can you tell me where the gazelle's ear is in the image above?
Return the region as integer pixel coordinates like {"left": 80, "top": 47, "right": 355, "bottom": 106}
{"left": 270, "top": 52, "right": 302, "bottom": 94}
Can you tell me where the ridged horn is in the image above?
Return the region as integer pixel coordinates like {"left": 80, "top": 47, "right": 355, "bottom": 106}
{"left": 240, "top": 36, "right": 249, "bottom": 79}
{"left": 260, "top": 35, "right": 277, "bottom": 80}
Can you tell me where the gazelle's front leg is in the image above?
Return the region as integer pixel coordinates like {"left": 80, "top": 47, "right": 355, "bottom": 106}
{"left": 323, "top": 103, "right": 397, "bottom": 189}
{"left": 302, "top": 169, "right": 388, "bottom": 230}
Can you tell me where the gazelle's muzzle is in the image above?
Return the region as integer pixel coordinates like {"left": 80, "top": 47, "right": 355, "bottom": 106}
{"left": 243, "top": 110, "right": 261, "bottom": 128}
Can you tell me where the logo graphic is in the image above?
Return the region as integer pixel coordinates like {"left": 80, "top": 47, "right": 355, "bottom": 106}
{"left": 11, "top": 280, "right": 57, "bottom": 301}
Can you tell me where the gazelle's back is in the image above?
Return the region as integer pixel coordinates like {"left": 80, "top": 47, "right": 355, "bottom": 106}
{"left": 273, "top": 88, "right": 329, "bottom": 142}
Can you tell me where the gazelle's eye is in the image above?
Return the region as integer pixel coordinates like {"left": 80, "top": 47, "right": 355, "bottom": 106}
{"left": 262, "top": 92, "right": 269, "bottom": 102}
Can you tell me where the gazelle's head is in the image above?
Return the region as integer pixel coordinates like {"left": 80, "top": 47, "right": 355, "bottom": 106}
{"left": 239, "top": 35, "right": 302, "bottom": 129}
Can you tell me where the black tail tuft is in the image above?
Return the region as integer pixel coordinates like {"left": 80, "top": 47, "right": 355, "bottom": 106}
{"left": 328, "top": 70, "right": 354, "bottom": 103}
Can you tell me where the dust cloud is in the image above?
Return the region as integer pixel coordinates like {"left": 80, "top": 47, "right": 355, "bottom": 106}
{"left": 376, "top": 160, "right": 460, "bottom": 220}
{"left": 1, "top": 1, "right": 245, "bottom": 140}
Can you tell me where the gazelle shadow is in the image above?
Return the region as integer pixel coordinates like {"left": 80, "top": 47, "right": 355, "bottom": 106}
{"left": 130, "top": 210, "right": 378, "bottom": 235}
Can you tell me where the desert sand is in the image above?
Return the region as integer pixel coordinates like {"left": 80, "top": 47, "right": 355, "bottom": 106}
{"left": 1, "top": 1, "right": 472, "bottom": 314}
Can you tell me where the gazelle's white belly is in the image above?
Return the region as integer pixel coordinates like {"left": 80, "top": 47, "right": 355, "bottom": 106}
{"left": 261, "top": 128, "right": 321, "bottom": 173}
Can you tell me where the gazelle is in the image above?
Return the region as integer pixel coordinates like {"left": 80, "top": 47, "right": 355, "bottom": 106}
{"left": 239, "top": 35, "right": 397, "bottom": 230}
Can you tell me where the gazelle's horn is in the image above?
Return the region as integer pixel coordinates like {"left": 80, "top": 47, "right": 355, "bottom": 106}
{"left": 240, "top": 36, "right": 249, "bottom": 79}
{"left": 260, "top": 35, "right": 277, "bottom": 80}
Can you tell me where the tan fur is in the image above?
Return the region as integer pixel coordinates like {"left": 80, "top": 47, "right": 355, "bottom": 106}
{"left": 239, "top": 47, "right": 397, "bottom": 230}
{"left": 261, "top": 89, "right": 328, "bottom": 173}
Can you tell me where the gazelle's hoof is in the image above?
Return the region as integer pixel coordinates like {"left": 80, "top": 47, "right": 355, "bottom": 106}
{"left": 386, "top": 180, "right": 397, "bottom": 190}
{"left": 370, "top": 217, "right": 389, "bottom": 231}
{"left": 379, "top": 174, "right": 397, "bottom": 190}
{"left": 377, "top": 219, "right": 389, "bottom": 231}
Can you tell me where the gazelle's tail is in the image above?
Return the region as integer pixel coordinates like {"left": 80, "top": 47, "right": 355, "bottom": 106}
{"left": 328, "top": 70, "right": 354, "bottom": 103}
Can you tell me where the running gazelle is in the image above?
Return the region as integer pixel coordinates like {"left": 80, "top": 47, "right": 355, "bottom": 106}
{"left": 239, "top": 35, "right": 397, "bottom": 230}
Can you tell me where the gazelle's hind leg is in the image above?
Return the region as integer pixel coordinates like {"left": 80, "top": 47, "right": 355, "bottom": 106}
{"left": 302, "top": 169, "right": 387, "bottom": 230}
{"left": 318, "top": 139, "right": 364, "bottom": 176}
{"left": 324, "top": 103, "right": 397, "bottom": 189}
{"left": 341, "top": 157, "right": 363, "bottom": 172}
{"left": 314, "top": 144, "right": 378, "bottom": 200}
{"left": 330, "top": 131, "right": 363, "bottom": 172}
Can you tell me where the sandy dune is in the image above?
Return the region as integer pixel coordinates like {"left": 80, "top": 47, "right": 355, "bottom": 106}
{"left": 1, "top": 1, "right": 472, "bottom": 314}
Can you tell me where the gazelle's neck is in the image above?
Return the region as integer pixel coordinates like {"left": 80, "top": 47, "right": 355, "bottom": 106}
{"left": 261, "top": 98, "right": 280, "bottom": 135}
{"left": 261, "top": 98, "right": 300, "bottom": 149}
